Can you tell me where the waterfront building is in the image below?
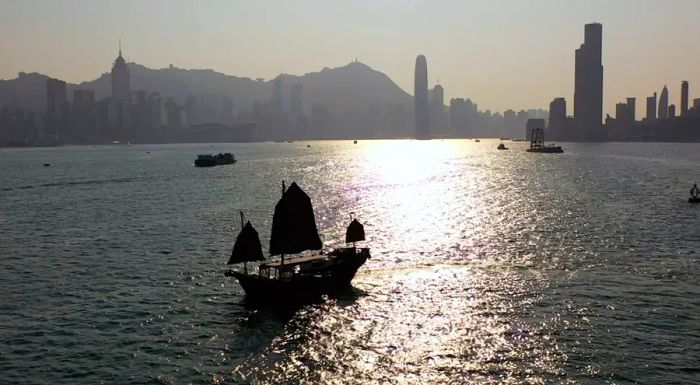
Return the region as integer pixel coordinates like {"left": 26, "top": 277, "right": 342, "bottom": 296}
{"left": 414, "top": 55, "right": 429, "bottom": 139}
{"left": 574, "top": 23, "right": 604, "bottom": 138}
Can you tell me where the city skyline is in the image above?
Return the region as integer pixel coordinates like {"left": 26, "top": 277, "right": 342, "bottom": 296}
{"left": 1, "top": 0, "right": 700, "bottom": 117}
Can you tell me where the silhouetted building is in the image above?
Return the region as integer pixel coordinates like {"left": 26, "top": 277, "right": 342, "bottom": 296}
{"left": 72, "top": 89, "right": 96, "bottom": 142}
{"left": 221, "top": 95, "right": 234, "bottom": 123}
{"left": 681, "top": 81, "right": 689, "bottom": 116}
{"left": 272, "top": 77, "right": 283, "bottom": 113}
{"left": 111, "top": 43, "right": 131, "bottom": 100}
{"left": 548, "top": 97, "right": 567, "bottom": 135}
{"left": 668, "top": 104, "right": 676, "bottom": 118}
{"left": 430, "top": 84, "right": 445, "bottom": 133}
{"left": 414, "top": 55, "right": 429, "bottom": 139}
{"left": 46, "top": 78, "right": 68, "bottom": 142}
{"left": 164, "top": 97, "right": 182, "bottom": 128}
{"left": 646, "top": 93, "right": 657, "bottom": 121}
{"left": 626, "top": 97, "right": 636, "bottom": 121}
{"left": 658, "top": 86, "right": 669, "bottom": 120}
{"left": 290, "top": 84, "right": 303, "bottom": 116}
{"left": 574, "top": 23, "right": 604, "bottom": 139}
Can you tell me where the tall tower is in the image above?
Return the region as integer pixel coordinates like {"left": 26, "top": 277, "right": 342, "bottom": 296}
{"left": 430, "top": 83, "right": 444, "bottom": 132}
{"left": 111, "top": 40, "right": 131, "bottom": 100}
{"left": 658, "top": 86, "right": 669, "bottom": 120}
{"left": 290, "top": 84, "right": 303, "bottom": 116}
{"left": 574, "top": 23, "right": 604, "bottom": 139}
{"left": 646, "top": 92, "right": 657, "bottom": 121}
{"left": 414, "top": 55, "right": 429, "bottom": 139}
{"left": 46, "top": 78, "right": 67, "bottom": 141}
{"left": 681, "top": 81, "right": 689, "bottom": 116}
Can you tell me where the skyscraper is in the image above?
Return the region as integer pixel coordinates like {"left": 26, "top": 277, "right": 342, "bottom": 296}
{"left": 626, "top": 97, "right": 636, "bottom": 121}
{"left": 271, "top": 77, "right": 283, "bottom": 113}
{"left": 429, "top": 84, "right": 444, "bottom": 132}
{"left": 658, "top": 86, "right": 669, "bottom": 120}
{"left": 72, "top": 89, "right": 96, "bottom": 141}
{"left": 290, "top": 84, "right": 303, "bottom": 116}
{"left": 681, "top": 81, "right": 689, "bottom": 116}
{"left": 646, "top": 92, "right": 657, "bottom": 121}
{"left": 414, "top": 55, "right": 429, "bottom": 139}
{"left": 111, "top": 42, "right": 131, "bottom": 100}
{"left": 574, "top": 23, "right": 603, "bottom": 139}
{"left": 46, "top": 78, "right": 67, "bottom": 141}
{"left": 548, "top": 97, "right": 567, "bottom": 135}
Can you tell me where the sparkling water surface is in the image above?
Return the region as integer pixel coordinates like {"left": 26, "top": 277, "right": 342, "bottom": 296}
{"left": 0, "top": 140, "right": 699, "bottom": 384}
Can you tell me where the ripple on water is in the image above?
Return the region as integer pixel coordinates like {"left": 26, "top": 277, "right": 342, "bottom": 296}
{"left": 0, "top": 141, "right": 699, "bottom": 384}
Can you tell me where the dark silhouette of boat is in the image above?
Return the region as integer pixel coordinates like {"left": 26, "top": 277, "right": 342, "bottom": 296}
{"left": 690, "top": 183, "right": 700, "bottom": 203}
{"left": 194, "top": 152, "right": 236, "bottom": 167}
{"left": 526, "top": 128, "right": 563, "bottom": 153}
{"left": 497, "top": 143, "right": 508, "bottom": 150}
{"left": 225, "top": 182, "right": 370, "bottom": 299}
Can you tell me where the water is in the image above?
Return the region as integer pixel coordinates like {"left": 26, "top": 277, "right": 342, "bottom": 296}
{"left": 0, "top": 140, "right": 698, "bottom": 384}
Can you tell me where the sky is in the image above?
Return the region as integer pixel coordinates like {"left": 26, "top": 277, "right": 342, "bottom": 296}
{"left": 1, "top": 0, "right": 699, "bottom": 117}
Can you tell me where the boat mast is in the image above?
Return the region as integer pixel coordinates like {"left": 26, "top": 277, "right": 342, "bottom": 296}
{"left": 239, "top": 211, "right": 247, "bottom": 274}
{"left": 281, "top": 180, "right": 286, "bottom": 267}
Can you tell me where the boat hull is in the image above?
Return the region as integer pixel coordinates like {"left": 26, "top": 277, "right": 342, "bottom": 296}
{"left": 527, "top": 147, "right": 563, "bottom": 153}
{"left": 689, "top": 197, "right": 700, "bottom": 203}
{"left": 230, "top": 250, "right": 369, "bottom": 299}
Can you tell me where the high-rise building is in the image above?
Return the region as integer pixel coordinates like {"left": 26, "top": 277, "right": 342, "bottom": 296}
{"left": 549, "top": 98, "right": 567, "bottom": 124}
{"left": 429, "top": 84, "right": 444, "bottom": 133}
{"left": 658, "top": 86, "right": 669, "bottom": 120}
{"left": 111, "top": 42, "right": 131, "bottom": 100}
{"left": 72, "top": 89, "right": 96, "bottom": 141}
{"left": 574, "top": 23, "right": 604, "bottom": 138}
{"left": 646, "top": 92, "right": 657, "bottom": 121}
{"left": 548, "top": 97, "right": 567, "bottom": 137}
{"left": 271, "top": 77, "right": 283, "bottom": 113}
{"left": 290, "top": 84, "right": 303, "bottom": 116}
{"left": 46, "top": 78, "right": 68, "bottom": 141}
{"left": 626, "top": 97, "right": 636, "bottom": 121}
{"left": 414, "top": 55, "right": 429, "bottom": 139}
{"left": 220, "top": 96, "right": 234, "bottom": 123}
{"left": 681, "top": 81, "right": 689, "bottom": 116}
{"left": 668, "top": 104, "right": 676, "bottom": 118}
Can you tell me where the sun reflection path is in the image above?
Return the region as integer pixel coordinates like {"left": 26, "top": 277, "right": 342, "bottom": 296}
{"left": 231, "top": 266, "right": 572, "bottom": 384}
{"left": 352, "top": 140, "right": 489, "bottom": 266}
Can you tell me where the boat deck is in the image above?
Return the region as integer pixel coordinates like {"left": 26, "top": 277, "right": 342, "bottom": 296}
{"left": 262, "top": 254, "right": 328, "bottom": 268}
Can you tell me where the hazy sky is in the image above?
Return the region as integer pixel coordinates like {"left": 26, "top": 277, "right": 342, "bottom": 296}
{"left": 1, "top": 0, "right": 699, "bottom": 117}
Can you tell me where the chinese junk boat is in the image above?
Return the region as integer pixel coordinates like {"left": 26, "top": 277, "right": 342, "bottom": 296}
{"left": 225, "top": 181, "right": 370, "bottom": 299}
{"left": 526, "top": 128, "right": 563, "bottom": 153}
{"left": 690, "top": 183, "right": 700, "bottom": 203}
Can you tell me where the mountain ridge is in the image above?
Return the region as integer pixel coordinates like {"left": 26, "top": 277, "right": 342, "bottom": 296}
{"left": 0, "top": 61, "right": 413, "bottom": 115}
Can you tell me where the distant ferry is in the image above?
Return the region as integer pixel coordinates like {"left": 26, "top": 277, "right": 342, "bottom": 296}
{"left": 194, "top": 153, "right": 236, "bottom": 167}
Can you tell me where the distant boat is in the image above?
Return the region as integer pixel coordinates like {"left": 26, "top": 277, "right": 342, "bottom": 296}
{"left": 194, "top": 153, "right": 236, "bottom": 167}
{"left": 526, "top": 128, "right": 563, "bottom": 153}
{"left": 474, "top": 139, "right": 480, "bottom": 143}
{"left": 353, "top": 140, "right": 358, "bottom": 144}
{"left": 225, "top": 181, "right": 370, "bottom": 300}
{"left": 690, "top": 184, "right": 700, "bottom": 203}
{"left": 497, "top": 143, "right": 508, "bottom": 150}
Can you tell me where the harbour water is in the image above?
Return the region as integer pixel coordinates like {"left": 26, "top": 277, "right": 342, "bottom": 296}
{"left": 0, "top": 140, "right": 698, "bottom": 384}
